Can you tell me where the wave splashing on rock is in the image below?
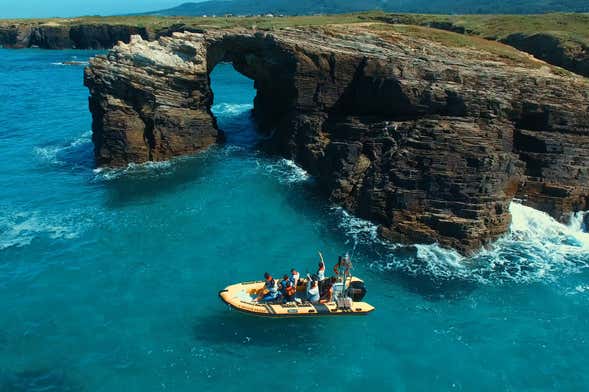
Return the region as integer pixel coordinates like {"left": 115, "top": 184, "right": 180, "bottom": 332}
{"left": 336, "top": 202, "right": 589, "bottom": 285}
{"left": 260, "top": 158, "right": 311, "bottom": 184}
{"left": 34, "top": 130, "right": 93, "bottom": 169}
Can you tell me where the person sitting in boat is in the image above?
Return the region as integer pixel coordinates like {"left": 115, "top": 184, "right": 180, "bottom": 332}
{"left": 320, "top": 277, "right": 337, "bottom": 304}
{"left": 306, "top": 279, "right": 320, "bottom": 304}
{"left": 317, "top": 251, "right": 326, "bottom": 281}
{"left": 279, "top": 275, "right": 290, "bottom": 296}
{"left": 283, "top": 279, "right": 297, "bottom": 303}
{"left": 255, "top": 272, "right": 279, "bottom": 302}
{"left": 290, "top": 268, "right": 300, "bottom": 287}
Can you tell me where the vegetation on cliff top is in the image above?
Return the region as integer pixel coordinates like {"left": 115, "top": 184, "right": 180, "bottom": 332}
{"left": 3, "top": 11, "right": 588, "bottom": 44}
{"left": 1, "top": 12, "right": 587, "bottom": 38}
{"left": 1, "top": 11, "right": 587, "bottom": 77}
{"left": 380, "top": 13, "right": 589, "bottom": 46}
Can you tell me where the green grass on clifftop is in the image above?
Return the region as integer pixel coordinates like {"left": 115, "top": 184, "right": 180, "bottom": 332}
{"left": 1, "top": 11, "right": 588, "bottom": 77}
{"left": 383, "top": 13, "right": 589, "bottom": 45}
{"left": 2, "top": 11, "right": 588, "bottom": 45}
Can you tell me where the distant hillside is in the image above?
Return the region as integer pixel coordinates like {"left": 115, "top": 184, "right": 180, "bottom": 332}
{"left": 147, "top": 0, "right": 589, "bottom": 16}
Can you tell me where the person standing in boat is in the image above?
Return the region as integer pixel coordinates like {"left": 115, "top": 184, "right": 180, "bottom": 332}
{"left": 317, "top": 251, "right": 326, "bottom": 281}
{"left": 290, "top": 268, "right": 300, "bottom": 287}
{"left": 333, "top": 254, "right": 352, "bottom": 278}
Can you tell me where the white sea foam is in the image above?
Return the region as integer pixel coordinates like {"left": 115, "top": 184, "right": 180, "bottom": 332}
{"left": 335, "top": 202, "right": 589, "bottom": 285}
{"left": 212, "top": 103, "right": 253, "bottom": 116}
{"left": 502, "top": 203, "right": 589, "bottom": 254}
{"left": 471, "top": 203, "right": 589, "bottom": 283}
{"left": 92, "top": 160, "right": 174, "bottom": 181}
{"left": 51, "top": 61, "right": 89, "bottom": 66}
{"left": 0, "top": 210, "right": 80, "bottom": 251}
{"left": 335, "top": 208, "right": 380, "bottom": 244}
{"left": 569, "top": 210, "right": 588, "bottom": 233}
{"left": 34, "top": 131, "right": 92, "bottom": 165}
{"left": 261, "top": 159, "right": 310, "bottom": 184}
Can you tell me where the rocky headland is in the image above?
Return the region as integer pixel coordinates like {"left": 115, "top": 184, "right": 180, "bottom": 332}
{"left": 84, "top": 24, "right": 589, "bottom": 254}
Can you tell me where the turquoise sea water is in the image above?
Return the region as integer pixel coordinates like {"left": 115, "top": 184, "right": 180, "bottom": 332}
{"left": 1, "top": 49, "right": 589, "bottom": 391}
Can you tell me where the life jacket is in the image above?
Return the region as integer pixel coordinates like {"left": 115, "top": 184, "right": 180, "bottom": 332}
{"left": 280, "top": 279, "right": 290, "bottom": 294}
{"left": 285, "top": 282, "right": 296, "bottom": 297}
{"left": 265, "top": 278, "right": 277, "bottom": 294}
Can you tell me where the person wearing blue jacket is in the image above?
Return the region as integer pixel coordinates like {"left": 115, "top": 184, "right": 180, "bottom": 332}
{"left": 255, "top": 272, "right": 279, "bottom": 302}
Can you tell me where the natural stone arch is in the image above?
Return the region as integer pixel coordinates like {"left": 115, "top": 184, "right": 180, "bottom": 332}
{"left": 205, "top": 34, "right": 300, "bottom": 133}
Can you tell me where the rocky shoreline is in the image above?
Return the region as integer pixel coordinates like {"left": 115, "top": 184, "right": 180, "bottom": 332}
{"left": 0, "top": 23, "right": 151, "bottom": 49}
{"left": 84, "top": 25, "right": 589, "bottom": 254}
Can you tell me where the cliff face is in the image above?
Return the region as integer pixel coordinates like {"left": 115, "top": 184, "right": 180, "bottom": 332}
{"left": 502, "top": 33, "right": 589, "bottom": 79}
{"left": 0, "top": 24, "right": 150, "bottom": 49}
{"left": 84, "top": 26, "right": 589, "bottom": 254}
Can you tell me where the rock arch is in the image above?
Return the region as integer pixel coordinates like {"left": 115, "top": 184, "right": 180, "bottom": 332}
{"left": 84, "top": 28, "right": 589, "bottom": 254}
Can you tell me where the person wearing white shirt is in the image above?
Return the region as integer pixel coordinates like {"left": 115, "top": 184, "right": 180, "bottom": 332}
{"left": 290, "top": 268, "right": 300, "bottom": 287}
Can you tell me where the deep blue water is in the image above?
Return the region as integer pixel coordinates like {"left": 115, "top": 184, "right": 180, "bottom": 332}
{"left": 1, "top": 49, "right": 589, "bottom": 391}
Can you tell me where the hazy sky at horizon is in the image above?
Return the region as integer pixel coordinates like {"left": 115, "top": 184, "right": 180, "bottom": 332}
{"left": 0, "top": 0, "right": 202, "bottom": 18}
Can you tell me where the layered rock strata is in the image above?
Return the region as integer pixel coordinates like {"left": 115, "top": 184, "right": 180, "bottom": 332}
{"left": 84, "top": 26, "right": 589, "bottom": 254}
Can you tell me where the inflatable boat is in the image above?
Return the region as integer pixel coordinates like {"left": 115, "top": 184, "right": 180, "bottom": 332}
{"left": 218, "top": 276, "right": 375, "bottom": 317}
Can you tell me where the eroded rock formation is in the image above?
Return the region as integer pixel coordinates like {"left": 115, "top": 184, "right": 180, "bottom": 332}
{"left": 84, "top": 25, "right": 589, "bottom": 254}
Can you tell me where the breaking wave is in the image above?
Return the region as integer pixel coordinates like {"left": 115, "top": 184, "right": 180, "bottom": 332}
{"left": 212, "top": 103, "right": 253, "bottom": 116}
{"left": 569, "top": 210, "right": 588, "bottom": 233}
{"left": 92, "top": 160, "right": 174, "bottom": 182}
{"left": 259, "top": 158, "right": 310, "bottom": 184}
{"left": 34, "top": 131, "right": 92, "bottom": 168}
{"left": 335, "top": 202, "right": 589, "bottom": 285}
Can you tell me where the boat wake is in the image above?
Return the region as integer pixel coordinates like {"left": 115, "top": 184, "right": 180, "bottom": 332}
{"left": 335, "top": 202, "right": 589, "bottom": 285}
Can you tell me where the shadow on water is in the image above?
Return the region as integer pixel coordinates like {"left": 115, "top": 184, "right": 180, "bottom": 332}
{"left": 192, "top": 310, "right": 335, "bottom": 351}
{"left": 369, "top": 245, "right": 479, "bottom": 301}
{"left": 96, "top": 152, "right": 220, "bottom": 208}
{"left": 0, "top": 368, "right": 81, "bottom": 392}
{"left": 386, "top": 268, "right": 478, "bottom": 301}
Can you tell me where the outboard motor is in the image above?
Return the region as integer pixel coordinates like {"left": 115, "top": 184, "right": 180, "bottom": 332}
{"left": 348, "top": 280, "right": 367, "bottom": 302}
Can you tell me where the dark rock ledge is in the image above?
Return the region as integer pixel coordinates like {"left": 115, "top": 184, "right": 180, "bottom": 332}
{"left": 84, "top": 27, "right": 589, "bottom": 254}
